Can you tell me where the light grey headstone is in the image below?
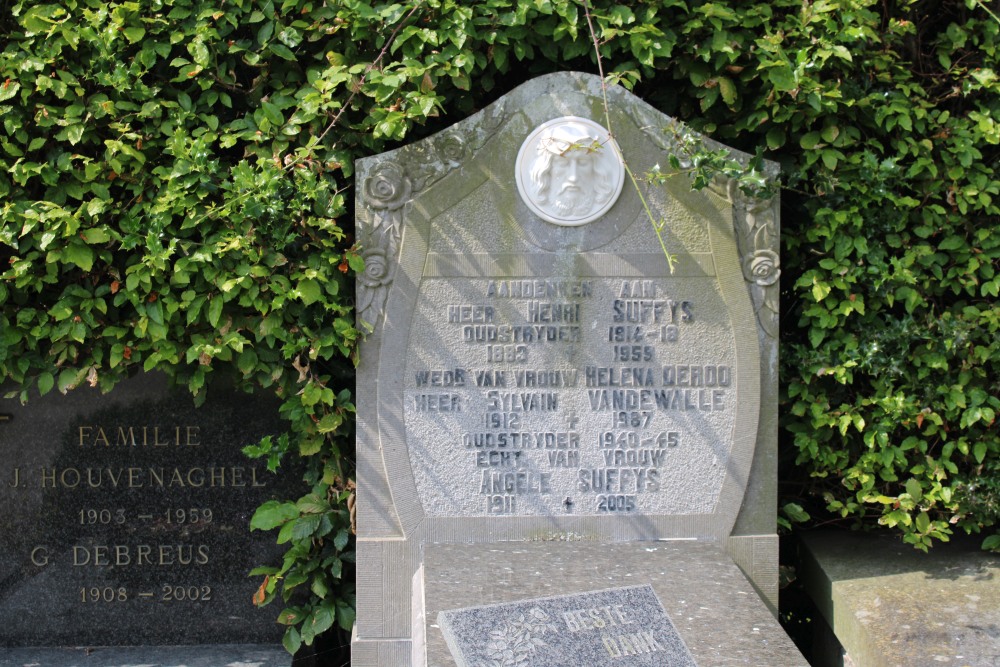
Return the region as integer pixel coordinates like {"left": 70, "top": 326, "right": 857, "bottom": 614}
{"left": 438, "top": 585, "right": 694, "bottom": 667}
{"left": 353, "top": 71, "right": 782, "bottom": 665}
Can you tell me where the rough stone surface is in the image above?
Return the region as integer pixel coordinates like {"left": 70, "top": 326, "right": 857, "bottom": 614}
{"left": 423, "top": 542, "right": 806, "bottom": 667}
{"left": 0, "top": 373, "right": 292, "bottom": 648}
{"left": 800, "top": 530, "right": 1000, "bottom": 667}
{"left": 0, "top": 645, "right": 289, "bottom": 667}
{"left": 353, "top": 71, "right": 782, "bottom": 665}
{"left": 438, "top": 584, "right": 694, "bottom": 667}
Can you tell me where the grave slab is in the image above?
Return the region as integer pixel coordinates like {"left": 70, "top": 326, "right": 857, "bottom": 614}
{"left": 799, "top": 530, "right": 1000, "bottom": 667}
{"left": 0, "top": 373, "right": 293, "bottom": 657}
{"left": 421, "top": 541, "right": 806, "bottom": 667}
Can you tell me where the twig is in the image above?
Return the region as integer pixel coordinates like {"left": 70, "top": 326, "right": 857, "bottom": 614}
{"left": 174, "top": 2, "right": 426, "bottom": 232}
{"left": 973, "top": 0, "right": 1000, "bottom": 26}
{"left": 314, "top": 1, "right": 426, "bottom": 146}
{"left": 579, "top": 0, "right": 678, "bottom": 273}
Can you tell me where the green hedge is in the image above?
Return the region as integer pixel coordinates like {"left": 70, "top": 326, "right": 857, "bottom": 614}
{"left": 2, "top": 0, "right": 998, "bottom": 653}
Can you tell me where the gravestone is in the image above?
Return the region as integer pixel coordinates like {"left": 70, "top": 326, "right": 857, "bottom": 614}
{"left": 0, "top": 372, "right": 291, "bottom": 664}
{"left": 353, "top": 72, "right": 799, "bottom": 666}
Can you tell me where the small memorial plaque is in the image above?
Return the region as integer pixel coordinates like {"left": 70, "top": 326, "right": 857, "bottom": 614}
{"left": 437, "top": 585, "right": 695, "bottom": 667}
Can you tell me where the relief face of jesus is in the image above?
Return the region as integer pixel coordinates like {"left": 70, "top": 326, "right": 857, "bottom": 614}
{"left": 516, "top": 117, "right": 624, "bottom": 226}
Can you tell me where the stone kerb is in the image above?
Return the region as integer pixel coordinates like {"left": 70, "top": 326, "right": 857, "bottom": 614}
{"left": 353, "top": 71, "right": 780, "bottom": 665}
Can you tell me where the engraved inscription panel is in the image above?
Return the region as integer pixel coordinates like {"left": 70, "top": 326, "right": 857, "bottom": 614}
{"left": 404, "top": 275, "right": 737, "bottom": 517}
{"left": 0, "top": 377, "right": 290, "bottom": 646}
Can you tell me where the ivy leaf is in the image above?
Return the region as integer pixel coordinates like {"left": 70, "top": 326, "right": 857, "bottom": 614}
{"left": 37, "top": 372, "right": 54, "bottom": 395}
{"left": 333, "top": 528, "right": 350, "bottom": 551}
{"left": 718, "top": 76, "right": 737, "bottom": 105}
{"left": 316, "top": 412, "right": 343, "bottom": 433}
{"left": 282, "top": 627, "right": 302, "bottom": 655}
{"left": 299, "top": 436, "right": 323, "bottom": 456}
{"left": 250, "top": 501, "right": 298, "bottom": 531}
{"left": 298, "top": 279, "right": 322, "bottom": 305}
{"left": 291, "top": 515, "right": 323, "bottom": 541}
{"left": 238, "top": 348, "right": 258, "bottom": 375}
{"left": 336, "top": 600, "right": 356, "bottom": 631}
{"left": 269, "top": 43, "right": 295, "bottom": 60}
{"left": 296, "top": 493, "right": 331, "bottom": 514}
{"left": 0, "top": 81, "right": 20, "bottom": 102}
{"left": 309, "top": 604, "right": 336, "bottom": 637}
{"left": 63, "top": 241, "right": 95, "bottom": 271}
{"left": 67, "top": 124, "right": 85, "bottom": 145}
{"left": 767, "top": 65, "right": 796, "bottom": 91}
{"left": 939, "top": 235, "right": 965, "bottom": 251}
{"left": 811, "top": 280, "right": 831, "bottom": 301}
{"left": 123, "top": 26, "right": 145, "bottom": 43}
{"left": 766, "top": 127, "right": 785, "bottom": 149}
{"left": 57, "top": 368, "right": 80, "bottom": 393}
{"left": 277, "top": 608, "right": 305, "bottom": 626}
{"left": 207, "top": 296, "right": 224, "bottom": 327}
{"left": 800, "top": 132, "right": 822, "bottom": 150}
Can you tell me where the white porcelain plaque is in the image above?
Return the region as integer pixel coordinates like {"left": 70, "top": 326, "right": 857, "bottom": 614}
{"left": 515, "top": 116, "right": 625, "bottom": 226}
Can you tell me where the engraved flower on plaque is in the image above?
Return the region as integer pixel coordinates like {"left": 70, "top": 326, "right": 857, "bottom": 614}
{"left": 484, "top": 608, "right": 557, "bottom": 667}
{"left": 515, "top": 116, "right": 625, "bottom": 226}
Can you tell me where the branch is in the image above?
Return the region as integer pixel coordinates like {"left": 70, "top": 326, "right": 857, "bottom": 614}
{"left": 314, "top": 1, "right": 426, "bottom": 146}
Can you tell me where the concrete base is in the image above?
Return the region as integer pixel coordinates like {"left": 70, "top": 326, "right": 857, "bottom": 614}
{"left": 800, "top": 530, "right": 1000, "bottom": 667}
{"left": 418, "top": 540, "right": 806, "bottom": 667}
{"left": 0, "top": 645, "right": 288, "bottom": 667}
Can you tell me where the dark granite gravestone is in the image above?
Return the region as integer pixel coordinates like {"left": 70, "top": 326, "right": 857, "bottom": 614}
{"left": 0, "top": 373, "right": 292, "bottom": 664}
{"left": 438, "top": 585, "right": 694, "bottom": 667}
{"left": 352, "top": 72, "right": 802, "bottom": 666}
